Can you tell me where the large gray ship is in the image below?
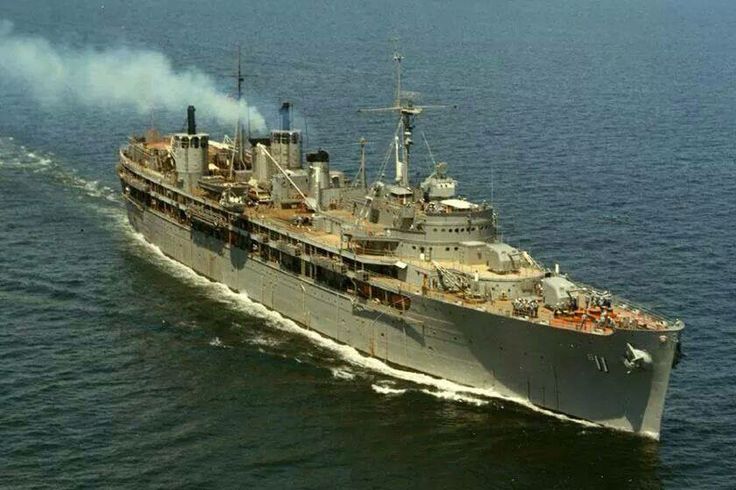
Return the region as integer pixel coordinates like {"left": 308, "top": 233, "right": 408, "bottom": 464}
{"left": 118, "top": 54, "right": 683, "bottom": 438}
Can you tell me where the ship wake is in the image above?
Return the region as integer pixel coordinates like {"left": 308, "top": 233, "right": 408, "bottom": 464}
{"left": 0, "top": 137, "right": 121, "bottom": 206}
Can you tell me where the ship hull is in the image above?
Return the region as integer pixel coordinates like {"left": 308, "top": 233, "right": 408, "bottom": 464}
{"left": 125, "top": 200, "right": 680, "bottom": 438}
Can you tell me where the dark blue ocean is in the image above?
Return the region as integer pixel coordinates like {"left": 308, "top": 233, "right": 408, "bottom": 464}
{"left": 1, "top": 0, "right": 734, "bottom": 488}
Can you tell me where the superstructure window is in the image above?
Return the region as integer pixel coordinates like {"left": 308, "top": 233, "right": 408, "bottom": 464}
{"left": 192, "top": 137, "right": 200, "bottom": 148}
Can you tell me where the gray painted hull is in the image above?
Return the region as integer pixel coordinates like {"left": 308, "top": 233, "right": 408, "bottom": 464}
{"left": 126, "top": 201, "right": 680, "bottom": 438}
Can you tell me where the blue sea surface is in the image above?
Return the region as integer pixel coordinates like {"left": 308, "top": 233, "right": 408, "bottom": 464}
{"left": 1, "top": 0, "right": 734, "bottom": 488}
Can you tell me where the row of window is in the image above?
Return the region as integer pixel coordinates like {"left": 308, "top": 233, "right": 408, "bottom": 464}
{"left": 431, "top": 225, "right": 491, "bottom": 233}
{"left": 411, "top": 245, "right": 460, "bottom": 252}
{"left": 174, "top": 135, "right": 209, "bottom": 149}
{"left": 272, "top": 132, "right": 300, "bottom": 144}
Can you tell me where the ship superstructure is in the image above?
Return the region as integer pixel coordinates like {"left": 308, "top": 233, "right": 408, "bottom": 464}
{"left": 117, "top": 54, "right": 683, "bottom": 438}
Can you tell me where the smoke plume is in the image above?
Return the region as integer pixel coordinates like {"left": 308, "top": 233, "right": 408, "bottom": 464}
{"left": 0, "top": 20, "right": 266, "bottom": 131}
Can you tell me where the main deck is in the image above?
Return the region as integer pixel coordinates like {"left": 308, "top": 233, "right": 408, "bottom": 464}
{"left": 119, "top": 151, "right": 674, "bottom": 337}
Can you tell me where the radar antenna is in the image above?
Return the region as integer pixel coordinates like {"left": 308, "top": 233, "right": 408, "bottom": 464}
{"left": 358, "top": 51, "right": 453, "bottom": 188}
{"left": 393, "top": 50, "right": 403, "bottom": 107}
{"left": 357, "top": 137, "right": 368, "bottom": 189}
{"left": 228, "top": 46, "right": 247, "bottom": 179}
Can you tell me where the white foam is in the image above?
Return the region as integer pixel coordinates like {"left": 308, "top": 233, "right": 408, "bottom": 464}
{"left": 642, "top": 430, "right": 660, "bottom": 441}
{"left": 246, "top": 333, "right": 282, "bottom": 348}
{"left": 76, "top": 178, "right": 119, "bottom": 202}
{"left": 371, "top": 384, "right": 407, "bottom": 395}
{"left": 209, "top": 336, "right": 229, "bottom": 348}
{"left": 420, "top": 388, "right": 489, "bottom": 407}
{"left": 330, "top": 367, "right": 356, "bottom": 381}
{"left": 1, "top": 142, "right": 121, "bottom": 206}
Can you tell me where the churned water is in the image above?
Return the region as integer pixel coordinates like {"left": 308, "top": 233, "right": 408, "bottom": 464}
{"left": 1, "top": 0, "right": 734, "bottom": 488}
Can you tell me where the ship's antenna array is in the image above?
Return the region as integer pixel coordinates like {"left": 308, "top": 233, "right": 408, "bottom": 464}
{"left": 374, "top": 118, "right": 403, "bottom": 185}
{"left": 236, "top": 45, "right": 244, "bottom": 101}
{"left": 234, "top": 44, "right": 256, "bottom": 140}
{"left": 393, "top": 50, "right": 403, "bottom": 107}
{"left": 351, "top": 137, "right": 368, "bottom": 189}
{"left": 358, "top": 50, "right": 453, "bottom": 189}
{"left": 227, "top": 46, "right": 244, "bottom": 179}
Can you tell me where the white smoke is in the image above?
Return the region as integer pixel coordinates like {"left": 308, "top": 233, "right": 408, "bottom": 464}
{"left": 0, "top": 20, "right": 266, "bottom": 130}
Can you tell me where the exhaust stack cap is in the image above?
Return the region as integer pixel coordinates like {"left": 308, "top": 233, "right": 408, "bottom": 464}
{"left": 187, "top": 105, "right": 196, "bottom": 135}
{"left": 279, "top": 102, "right": 291, "bottom": 131}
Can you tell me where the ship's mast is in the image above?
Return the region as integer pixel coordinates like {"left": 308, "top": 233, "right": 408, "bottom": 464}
{"left": 358, "top": 137, "right": 367, "bottom": 189}
{"left": 394, "top": 51, "right": 410, "bottom": 188}
{"left": 358, "top": 52, "right": 434, "bottom": 189}
{"left": 237, "top": 46, "right": 244, "bottom": 101}
{"left": 236, "top": 46, "right": 246, "bottom": 167}
{"left": 229, "top": 46, "right": 246, "bottom": 180}
{"left": 399, "top": 111, "right": 416, "bottom": 188}
{"left": 394, "top": 51, "right": 402, "bottom": 107}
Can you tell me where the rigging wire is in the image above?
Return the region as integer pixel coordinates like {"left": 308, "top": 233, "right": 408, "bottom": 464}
{"left": 375, "top": 118, "right": 403, "bottom": 185}
{"left": 421, "top": 130, "right": 437, "bottom": 175}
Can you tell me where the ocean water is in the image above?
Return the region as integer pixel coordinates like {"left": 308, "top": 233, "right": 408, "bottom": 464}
{"left": 1, "top": 0, "right": 734, "bottom": 488}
